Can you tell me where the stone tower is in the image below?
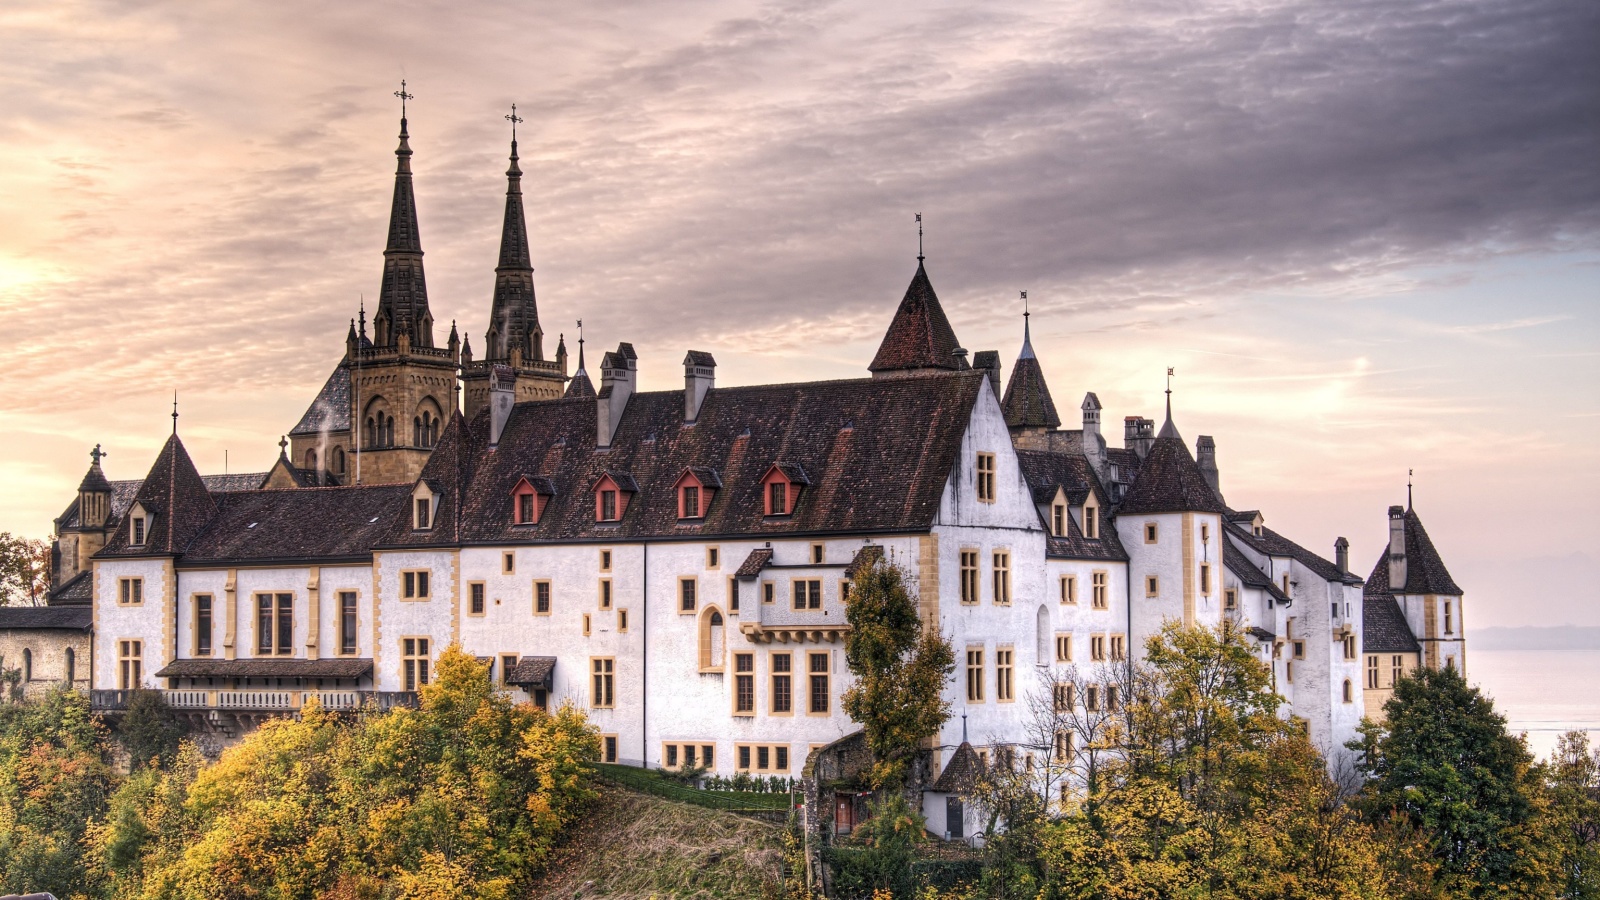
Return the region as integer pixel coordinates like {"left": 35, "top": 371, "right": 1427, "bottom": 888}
{"left": 462, "top": 131, "right": 567, "bottom": 420}
{"left": 346, "top": 111, "right": 460, "bottom": 484}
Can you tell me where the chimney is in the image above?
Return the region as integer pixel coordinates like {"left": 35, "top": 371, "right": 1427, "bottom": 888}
{"left": 488, "top": 364, "right": 515, "bottom": 448}
{"left": 1081, "top": 393, "right": 1105, "bottom": 472}
{"left": 1335, "top": 536, "right": 1349, "bottom": 575}
{"left": 684, "top": 350, "right": 716, "bottom": 423}
{"left": 1124, "top": 416, "right": 1154, "bottom": 459}
{"left": 1387, "top": 505, "right": 1408, "bottom": 590}
{"left": 952, "top": 347, "right": 969, "bottom": 370}
{"left": 596, "top": 342, "right": 637, "bottom": 449}
{"left": 972, "top": 351, "right": 1001, "bottom": 398}
{"left": 1196, "top": 435, "right": 1221, "bottom": 502}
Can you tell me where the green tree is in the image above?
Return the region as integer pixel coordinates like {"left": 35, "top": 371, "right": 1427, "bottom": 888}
{"left": 117, "top": 689, "right": 186, "bottom": 772}
{"left": 1352, "top": 663, "right": 1557, "bottom": 897}
{"left": 840, "top": 557, "right": 956, "bottom": 789}
{"left": 1549, "top": 730, "right": 1600, "bottom": 899}
{"left": 0, "top": 532, "right": 50, "bottom": 607}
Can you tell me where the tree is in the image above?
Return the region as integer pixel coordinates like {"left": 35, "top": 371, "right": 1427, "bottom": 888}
{"left": 1352, "top": 663, "right": 1558, "bottom": 897}
{"left": 840, "top": 557, "right": 956, "bottom": 789}
{"left": 1548, "top": 730, "right": 1600, "bottom": 899}
{"left": 0, "top": 533, "right": 50, "bottom": 607}
{"left": 117, "top": 689, "right": 187, "bottom": 771}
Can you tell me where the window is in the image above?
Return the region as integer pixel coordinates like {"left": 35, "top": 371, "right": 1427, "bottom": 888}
{"left": 402, "top": 637, "right": 431, "bottom": 691}
{"left": 680, "top": 484, "right": 702, "bottom": 519}
{"left": 503, "top": 552, "right": 515, "bottom": 574}
{"left": 809, "top": 652, "right": 830, "bottom": 714}
{"left": 1281, "top": 574, "right": 1291, "bottom": 595}
{"left": 1060, "top": 575, "right": 1076, "bottom": 605}
{"left": 992, "top": 551, "right": 1011, "bottom": 605}
{"left": 1053, "top": 683, "right": 1074, "bottom": 712}
{"left": 966, "top": 647, "right": 985, "bottom": 703}
{"left": 600, "top": 549, "right": 613, "bottom": 572}
{"left": 1200, "top": 523, "right": 1210, "bottom": 543}
{"left": 64, "top": 648, "right": 75, "bottom": 684}
{"left": 1367, "top": 655, "right": 1380, "bottom": 689}
{"left": 1342, "top": 679, "right": 1353, "bottom": 703}
{"left": 1224, "top": 588, "right": 1237, "bottom": 611}
{"left": 976, "top": 452, "right": 996, "bottom": 501}
{"left": 811, "top": 543, "right": 825, "bottom": 564}
{"left": 662, "top": 743, "right": 716, "bottom": 771}
{"left": 1145, "top": 575, "right": 1159, "bottom": 598}
{"left": 468, "top": 582, "right": 486, "bottom": 616}
{"left": 194, "top": 594, "right": 213, "bottom": 656}
{"left": 1292, "top": 640, "right": 1305, "bottom": 660}
{"left": 1390, "top": 654, "right": 1404, "bottom": 687}
{"left": 340, "top": 591, "right": 358, "bottom": 654}
{"left": 583, "top": 614, "right": 591, "bottom": 636}
{"left": 119, "top": 577, "right": 143, "bottom": 606}
{"left": 1054, "top": 730, "right": 1073, "bottom": 761}
{"left": 1090, "top": 635, "right": 1106, "bottom": 661}
{"left": 734, "top": 653, "right": 755, "bottom": 715}
{"left": 500, "top": 654, "right": 518, "bottom": 688}
{"left": 1052, "top": 503, "right": 1066, "bottom": 536}
{"left": 767, "top": 481, "right": 788, "bottom": 516}
{"left": 763, "top": 582, "right": 775, "bottom": 604}
{"left": 1086, "top": 685, "right": 1100, "bottom": 711}
{"left": 591, "top": 657, "right": 615, "bottom": 708}
{"left": 21, "top": 648, "right": 31, "bottom": 682}
{"left": 1286, "top": 660, "right": 1294, "bottom": 684}
{"left": 729, "top": 577, "right": 740, "bottom": 612}
{"left": 599, "top": 490, "right": 618, "bottom": 521}
{"left": 1055, "top": 634, "right": 1072, "bottom": 662}
{"left": 132, "top": 514, "right": 148, "bottom": 545}
{"left": 1107, "top": 684, "right": 1121, "bottom": 711}
{"left": 516, "top": 492, "right": 536, "bottom": 524}
{"left": 1092, "top": 572, "right": 1108, "bottom": 609}
{"left": 791, "top": 579, "right": 821, "bottom": 611}
{"left": 118, "top": 639, "right": 142, "bottom": 690}
{"left": 771, "top": 653, "right": 793, "bottom": 714}
{"left": 1084, "top": 503, "right": 1099, "bottom": 539}
{"left": 840, "top": 580, "right": 852, "bottom": 604}
{"left": 618, "top": 608, "right": 628, "bottom": 632}
{"left": 255, "top": 593, "right": 293, "bottom": 656}
{"left": 960, "top": 551, "right": 980, "bottom": 604}
{"left": 414, "top": 497, "right": 432, "bottom": 530}
{"left": 1144, "top": 522, "right": 1158, "bottom": 543}
{"left": 996, "top": 648, "right": 1014, "bottom": 702}
{"left": 534, "top": 580, "right": 552, "bottom": 615}
{"left": 1444, "top": 600, "right": 1453, "bottom": 635}
{"left": 599, "top": 579, "right": 613, "bottom": 610}
{"left": 700, "top": 608, "right": 726, "bottom": 671}
{"left": 1343, "top": 635, "right": 1357, "bottom": 660}
{"left": 402, "top": 570, "right": 431, "bottom": 600}
{"left": 1110, "top": 634, "right": 1126, "bottom": 660}
{"left": 680, "top": 578, "right": 698, "bottom": 613}
{"left": 602, "top": 735, "right": 618, "bottom": 763}
{"left": 735, "top": 744, "right": 791, "bottom": 772}
{"left": 1199, "top": 564, "right": 1211, "bottom": 594}
{"left": 707, "top": 547, "right": 720, "bottom": 569}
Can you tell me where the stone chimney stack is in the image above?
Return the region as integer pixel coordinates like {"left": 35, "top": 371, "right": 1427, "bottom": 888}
{"left": 1124, "top": 416, "right": 1155, "bottom": 459}
{"left": 1196, "top": 435, "right": 1221, "bottom": 502}
{"left": 1081, "top": 393, "right": 1105, "bottom": 472}
{"left": 488, "top": 364, "right": 515, "bottom": 449}
{"left": 1335, "top": 536, "right": 1350, "bottom": 575}
{"left": 597, "top": 343, "right": 638, "bottom": 449}
{"left": 684, "top": 351, "right": 716, "bottom": 424}
{"left": 972, "top": 351, "right": 1001, "bottom": 398}
{"left": 1387, "top": 505, "right": 1408, "bottom": 590}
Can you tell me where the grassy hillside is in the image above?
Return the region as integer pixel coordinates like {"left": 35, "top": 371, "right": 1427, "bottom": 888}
{"left": 525, "top": 784, "right": 787, "bottom": 899}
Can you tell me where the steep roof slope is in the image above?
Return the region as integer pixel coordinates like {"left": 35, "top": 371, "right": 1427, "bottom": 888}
{"left": 99, "top": 434, "right": 218, "bottom": 556}
{"left": 1116, "top": 435, "right": 1226, "bottom": 514}
{"left": 180, "top": 485, "right": 410, "bottom": 564}
{"left": 868, "top": 263, "right": 962, "bottom": 374}
{"left": 1363, "top": 506, "right": 1462, "bottom": 595}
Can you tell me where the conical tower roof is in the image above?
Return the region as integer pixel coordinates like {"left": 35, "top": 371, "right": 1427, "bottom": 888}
{"left": 1001, "top": 313, "right": 1060, "bottom": 428}
{"left": 565, "top": 336, "right": 595, "bottom": 399}
{"left": 110, "top": 434, "right": 218, "bottom": 554}
{"left": 869, "top": 262, "right": 962, "bottom": 375}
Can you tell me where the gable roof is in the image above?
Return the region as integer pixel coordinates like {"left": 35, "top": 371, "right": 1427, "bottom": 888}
{"left": 100, "top": 434, "right": 218, "bottom": 556}
{"left": 1014, "top": 449, "right": 1127, "bottom": 562}
{"left": 1364, "top": 507, "right": 1462, "bottom": 596}
{"left": 435, "top": 372, "right": 984, "bottom": 545}
{"left": 290, "top": 362, "right": 352, "bottom": 436}
{"left": 1223, "top": 537, "right": 1290, "bottom": 603}
{"left": 868, "top": 262, "right": 962, "bottom": 374}
{"left": 1116, "top": 436, "right": 1225, "bottom": 515}
{"left": 178, "top": 484, "right": 410, "bottom": 565}
{"left": 0, "top": 606, "right": 92, "bottom": 631}
{"left": 930, "top": 741, "right": 983, "bottom": 793}
{"left": 383, "top": 410, "right": 479, "bottom": 548}
{"left": 1226, "top": 514, "right": 1358, "bottom": 585}
{"left": 1363, "top": 593, "right": 1422, "bottom": 654}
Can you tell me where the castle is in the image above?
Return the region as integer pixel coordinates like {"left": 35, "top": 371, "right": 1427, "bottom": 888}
{"left": 29, "top": 106, "right": 1466, "bottom": 791}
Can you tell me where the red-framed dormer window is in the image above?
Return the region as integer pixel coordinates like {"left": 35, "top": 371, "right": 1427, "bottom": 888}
{"left": 761, "top": 464, "right": 808, "bottom": 517}
{"left": 673, "top": 468, "right": 720, "bottom": 520}
{"left": 594, "top": 473, "right": 633, "bottom": 523}
{"left": 510, "top": 476, "right": 552, "bottom": 525}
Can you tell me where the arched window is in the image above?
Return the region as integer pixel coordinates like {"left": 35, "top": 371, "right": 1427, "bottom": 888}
{"left": 64, "top": 648, "right": 75, "bottom": 684}
{"left": 22, "top": 648, "right": 32, "bottom": 682}
{"left": 366, "top": 416, "right": 376, "bottom": 448}
{"left": 699, "top": 607, "right": 725, "bottom": 672}
{"left": 334, "top": 447, "right": 346, "bottom": 475}
{"left": 1342, "top": 678, "right": 1353, "bottom": 703}
{"left": 413, "top": 416, "right": 423, "bottom": 447}
{"left": 305, "top": 448, "right": 318, "bottom": 471}
{"left": 1036, "top": 605, "right": 1051, "bottom": 665}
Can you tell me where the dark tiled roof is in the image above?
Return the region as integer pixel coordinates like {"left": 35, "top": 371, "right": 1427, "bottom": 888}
{"left": 685, "top": 350, "right": 717, "bottom": 367}
{"left": 1363, "top": 507, "right": 1460, "bottom": 596}
{"left": 1246, "top": 626, "right": 1275, "bottom": 642}
{"left": 290, "top": 363, "right": 352, "bottom": 436}
{"left": 1227, "top": 515, "right": 1356, "bottom": 585}
{"left": 154, "top": 658, "right": 374, "bottom": 679}
{"left": 1363, "top": 593, "right": 1421, "bottom": 654}
{"left": 100, "top": 435, "right": 218, "bottom": 556}
{"left": 1000, "top": 338, "right": 1060, "bottom": 430}
{"left": 868, "top": 262, "right": 962, "bottom": 374}
{"left": 179, "top": 485, "right": 411, "bottom": 564}
{"left": 736, "top": 548, "right": 774, "bottom": 577}
{"left": 1223, "top": 537, "right": 1290, "bottom": 603}
{"left": 845, "top": 545, "right": 884, "bottom": 579}
{"left": 78, "top": 461, "right": 112, "bottom": 493}
{"left": 428, "top": 372, "right": 983, "bottom": 545}
{"left": 1116, "top": 436, "right": 1225, "bottom": 515}
{"left": 48, "top": 571, "right": 92, "bottom": 605}
{"left": 58, "top": 473, "right": 262, "bottom": 530}
{"left": 203, "top": 473, "right": 270, "bottom": 492}
{"left": 505, "top": 656, "right": 556, "bottom": 688}
{"left": 0, "top": 606, "right": 91, "bottom": 630}
{"left": 565, "top": 370, "right": 595, "bottom": 399}
{"left": 1014, "top": 449, "right": 1127, "bottom": 562}
{"left": 382, "top": 410, "right": 479, "bottom": 548}
{"left": 930, "top": 741, "right": 983, "bottom": 793}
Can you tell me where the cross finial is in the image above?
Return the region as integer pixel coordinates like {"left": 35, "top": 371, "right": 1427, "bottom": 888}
{"left": 506, "top": 104, "right": 523, "bottom": 141}
{"left": 916, "top": 212, "right": 924, "bottom": 261}
{"left": 90, "top": 444, "right": 107, "bottom": 466}
{"left": 394, "top": 80, "right": 413, "bottom": 118}
{"left": 171, "top": 391, "right": 179, "bottom": 434}
{"left": 279, "top": 435, "right": 288, "bottom": 456}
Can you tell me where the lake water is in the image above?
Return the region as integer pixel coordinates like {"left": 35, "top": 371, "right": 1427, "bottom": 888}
{"left": 1470, "top": 649, "right": 1600, "bottom": 761}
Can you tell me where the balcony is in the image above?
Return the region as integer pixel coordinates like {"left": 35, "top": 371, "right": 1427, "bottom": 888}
{"left": 91, "top": 689, "right": 417, "bottom": 714}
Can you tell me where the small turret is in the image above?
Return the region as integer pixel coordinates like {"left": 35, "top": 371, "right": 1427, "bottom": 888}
{"left": 1196, "top": 435, "right": 1221, "bottom": 504}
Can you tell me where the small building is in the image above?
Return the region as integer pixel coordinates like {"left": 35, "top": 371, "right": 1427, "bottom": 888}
{"left": 0, "top": 606, "right": 90, "bottom": 702}
{"left": 922, "top": 742, "right": 985, "bottom": 845}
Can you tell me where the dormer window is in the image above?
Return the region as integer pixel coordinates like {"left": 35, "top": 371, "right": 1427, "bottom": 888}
{"left": 1052, "top": 503, "right": 1065, "bottom": 537}
{"left": 132, "top": 515, "right": 146, "bottom": 545}
{"left": 673, "top": 468, "right": 721, "bottom": 520}
{"left": 128, "top": 502, "right": 151, "bottom": 546}
{"left": 1083, "top": 498, "right": 1099, "bottom": 540}
{"left": 761, "top": 464, "right": 809, "bottom": 517}
{"left": 415, "top": 498, "right": 431, "bottom": 530}
{"left": 510, "top": 476, "right": 554, "bottom": 525}
{"left": 601, "top": 490, "right": 618, "bottom": 521}
{"left": 410, "top": 482, "right": 439, "bottom": 531}
{"left": 594, "top": 472, "right": 637, "bottom": 523}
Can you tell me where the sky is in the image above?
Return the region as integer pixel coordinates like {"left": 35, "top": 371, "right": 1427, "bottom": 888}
{"left": 0, "top": 0, "right": 1596, "bottom": 628}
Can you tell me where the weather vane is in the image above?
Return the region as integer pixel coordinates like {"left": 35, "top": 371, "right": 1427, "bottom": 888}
{"left": 171, "top": 391, "right": 179, "bottom": 434}
{"left": 916, "top": 213, "right": 924, "bottom": 261}
{"left": 1021, "top": 290, "right": 1028, "bottom": 318}
{"left": 394, "top": 80, "right": 413, "bottom": 117}
{"left": 506, "top": 104, "right": 523, "bottom": 141}
{"left": 1166, "top": 366, "right": 1175, "bottom": 395}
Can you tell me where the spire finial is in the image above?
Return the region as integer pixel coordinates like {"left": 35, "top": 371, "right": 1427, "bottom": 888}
{"left": 916, "top": 212, "right": 924, "bottom": 262}
{"left": 506, "top": 103, "right": 523, "bottom": 142}
{"left": 1018, "top": 291, "right": 1036, "bottom": 360}
{"left": 171, "top": 391, "right": 179, "bottom": 434}
{"left": 1407, "top": 468, "right": 1413, "bottom": 510}
{"left": 394, "top": 80, "right": 413, "bottom": 120}
{"left": 90, "top": 444, "right": 107, "bottom": 466}
{"left": 961, "top": 708, "right": 968, "bottom": 744}
{"left": 279, "top": 435, "right": 288, "bottom": 457}
{"left": 1165, "top": 366, "right": 1175, "bottom": 421}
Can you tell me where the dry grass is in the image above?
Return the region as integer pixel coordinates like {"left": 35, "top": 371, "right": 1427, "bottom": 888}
{"left": 525, "top": 784, "right": 786, "bottom": 899}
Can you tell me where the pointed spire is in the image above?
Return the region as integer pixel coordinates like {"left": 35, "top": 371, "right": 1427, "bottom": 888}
{"left": 171, "top": 391, "right": 179, "bottom": 434}
{"left": 486, "top": 105, "right": 541, "bottom": 363}
{"left": 1018, "top": 290, "right": 1035, "bottom": 360}
{"left": 1001, "top": 293, "right": 1060, "bottom": 430}
{"left": 374, "top": 84, "right": 432, "bottom": 349}
{"left": 869, "top": 260, "right": 962, "bottom": 375}
{"left": 565, "top": 319, "right": 595, "bottom": 399}
{"left": 1156, "top": 367, "right": 1181, "bottom": 441}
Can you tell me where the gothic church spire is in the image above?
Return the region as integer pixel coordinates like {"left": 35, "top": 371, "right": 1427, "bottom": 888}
{"left": 373, "top": 87, "right": 434, "bottom": 349}
{"left": 486, "top": 109, "right": 543, "bottom": 362}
